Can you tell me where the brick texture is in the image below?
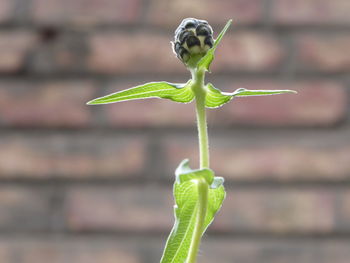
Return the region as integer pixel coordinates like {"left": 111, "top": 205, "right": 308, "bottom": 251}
{"left": 0, "top": 0, "right": 13, "bottom": 23}
{"left": 0, "top": 80, "right": 94, "bottom": 127}
{"left": 1, "top": 0, "right": 350, "bottom": 262}
{"left": 87, "top": 31, "right": 285, "bottom": 74}
{"left": 66, "top": 186, "right": 173, "bottom": 232}
{"left": 272, "top": 0, "right": 350, "bottom": 25}
{"left": 29, "top": 33, "right": 90, "bottom": 74}
{"left": 212, "top": 32, "right": 285, "bottom": 72}
{"left": 146, "top": 0, "right": 263, "bottom": 27}
{"left": 0, "top": 247, "right": 11, "bottom": 263}
{"left": 201, "top": 239, "right": 350, "bottom": 263}
{"left": 65, "top": 185, "right": 350, "bottom": 234}
{"left": 0, "top": 31, "right": 37, "bottom": 73}
{"left": 104, "top": 89, "right": 196, "bottom": 127}
{"left": 1, "top": 238, "right": 350, "bottom": 263}
{"left": 336, "top": 191, "right": 350, "bottom": 229}
{"left": 0, "top": 187, "right": 52, "bottom": 231}
{"left": 296, "top": 34, "right": 350, "bottom": 72}
{"left": 88, "top": 32, "right": 185, "bottom": 74}
{"left": 163, "top": 130, "right": 350, "bottom": 181}
{"left": 216, "top": 189, "right": 335, "bottom": 233}
{"left": 0, "top": 239, "right": 141, "bottom": 263}
{"left": 209, "top": 80, "right": 347, "bottom": 126}
{"left": 32, "top": 0, "right": 142, "bottom": 26}
{"left": 0, "top": 135, "right": 146, "bottom": 178}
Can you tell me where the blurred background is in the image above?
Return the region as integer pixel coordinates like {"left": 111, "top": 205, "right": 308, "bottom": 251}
{"left": 0, "top": 0, "right": 350, "bottom": 262}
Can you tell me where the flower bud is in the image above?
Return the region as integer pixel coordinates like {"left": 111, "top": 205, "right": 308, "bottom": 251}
{"left": 173, "top": 18, "right": 214, "bottom": 66}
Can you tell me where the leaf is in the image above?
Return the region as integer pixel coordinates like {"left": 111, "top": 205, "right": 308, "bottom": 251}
{"left": 160, "top": 160, "right": 225, "bottom": 263}
{"left": 205, "top": 83, "right": 233, "bottom": 108}
{"left": 197, "top": 19, "right": 232, "bottom": 71}
{"left": 87, "top": 81, "right": 194, "bottom": 105}
{"left": 229, "top": 88, "right": 298, "bottom": 97}
{"left": 175, "top": 159, "right": 213, "bottom": 185}
{"left": 205, "top": 84, "right": 297, "bottom": 108}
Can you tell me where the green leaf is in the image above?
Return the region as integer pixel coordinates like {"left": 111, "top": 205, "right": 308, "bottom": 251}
{"left": 205, "top": 84, "right": 297, "bottom": 108}
{"left": 175, "top": 159, "right": 213, "bottom": 185}
{"left": 87, "top": 81, "right": 194, "bottom": 105}
{"left": 205, "top": 83, "right": 233, "bottom": 108}
{"left": 197, "top": 19, "right": 232, "bottom": 71}
{"left": 229, "top": 88, "right": 298, "bottom": 97}
{"left": 160, "top": 160, "right": 225, "bottom": 263}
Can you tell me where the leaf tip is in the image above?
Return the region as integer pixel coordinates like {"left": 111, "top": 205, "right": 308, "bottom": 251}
{"left": 86, "top": 100, "right": 95, "bottom": 105}
{"left": 175, "top": 159, "right": 190, "bottom": 177}
{"left": 86, "top": 98, "right": 104, "bottom": 105}
{"left": 210, "top": 177, "right": 225, "bottom": 189}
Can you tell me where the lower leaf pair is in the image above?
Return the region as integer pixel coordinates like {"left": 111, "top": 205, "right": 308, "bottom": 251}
{"left": 160, "top": 160, "right": 225, "bottom": 263}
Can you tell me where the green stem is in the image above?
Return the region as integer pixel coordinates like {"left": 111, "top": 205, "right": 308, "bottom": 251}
{"left": 192, "top": 69, "right": 209, "bottom": 169}
{"left": 187, "top": 68, "right": 209, "bottom": 263}
{"left": 187, "top": 177, "right": 208, "bottom": 263}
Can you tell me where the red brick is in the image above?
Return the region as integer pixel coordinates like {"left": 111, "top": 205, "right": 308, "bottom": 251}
{"left": 337, "top": 191, "right": 350, "bottom": 229}
{"left": 30, "top": 34, "right": 89, "bottom": 74}
{"left": 66, "top": 185, "right": 350, "bottom": 233}
{"left": 146, "top": 0, "right": 263, "bottom": 27}
{"left": 0, "top": 239, "right": 140, "bottom": 263}
{"left": 88, "top": 31, "right": 284, "bottom": 74}
{"left": 88, "top": 32, "right": 185, "bottom": 74}
{"left": 106, "top": 99, "right": 195, "bottom": 127}
{"left": 0, "top": 0, "right": 13, "bottom": 23}
{"left": 164, "top": 132, "right": 350, "bottom": 181}
{"left": 296, "top": 34, "right": 350, "bottom": 72}
{"left": 272, "top": 0, "right": 350, "bottom": 25}
{"left": 0, "top": 187, "right": 51, "bottom": 230}
{"left": 214, "top": 189, "right": 335, "bottom": 233}
{"left": 166, "top": 144, "right": 350, "bottom": 181}
{"left": 212, "top": 32, "right": 285, "bottom": 72}
{"left": 0, "top": 245, "right": 11, "bottom": 263}
{"left": 2, "top": 238, "right": 350, "bottom": 263}
{"left": 210, "top": 80, "right": 347, "bottom": 126}
{"left": 316, "top": 243, "right": 350, "bottom": 263}
{"left": 0, "top": 31, "right": 37, "bottom": 73}
{"left": 104, "top": 80, "right": 346, "bottom": 128}
{"left": 201, "top": 239, "right": 350, "bottom": 263}
{"left": 0, "top": 135, "right": 146, "bottom": 179}
{"left": 0, "top": 80, "right": 94, "bottom": 127}
{"left": 32, "top": 0, "right": 141, "bottom": 25}
{"left": 66, "top": 185, "right": 173, "bottom": 231}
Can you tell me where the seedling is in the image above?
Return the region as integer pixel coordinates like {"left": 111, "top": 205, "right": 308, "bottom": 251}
{"left": 87, "top": 18, "right": 296, "bottom": 263}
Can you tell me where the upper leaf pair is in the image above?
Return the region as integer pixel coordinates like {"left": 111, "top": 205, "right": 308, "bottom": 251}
{"left": 87, "top": 19, "right": 296, "bottom": 108}
{"left": 87, "top": 80, "right": 296, "bottom": 108}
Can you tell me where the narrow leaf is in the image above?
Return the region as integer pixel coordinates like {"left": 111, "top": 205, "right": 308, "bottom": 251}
{"left": 228, "top": 88, "right": 297, "bottom": 97}
{"left": 160, "top": 160, "right": 225, "bottom": 263}
{"left": 87, "top": 81, "right": 194, "bottom": 105}
{"left": 205, "top": 84, "right": 297, "bottom": 108}
{"left": 197, "top": 19, "right": 233, "bottom": 71}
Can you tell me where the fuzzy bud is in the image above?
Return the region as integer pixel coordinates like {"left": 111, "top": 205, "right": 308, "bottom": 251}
{"left": 173, "top": 18, "right": 214, "bottom": 66}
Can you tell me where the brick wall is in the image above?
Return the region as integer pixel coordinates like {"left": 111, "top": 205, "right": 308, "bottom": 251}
{"left": 0, "top": 0, "right": 350, "bottom": 262}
